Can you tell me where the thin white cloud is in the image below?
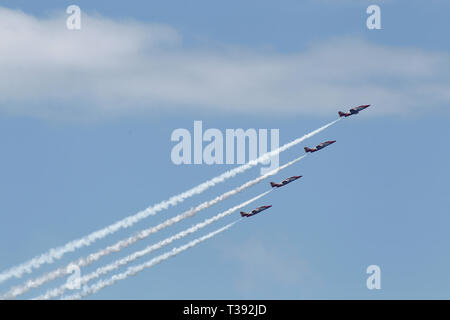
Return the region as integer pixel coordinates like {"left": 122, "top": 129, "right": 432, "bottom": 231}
{"left": 221, "top": 236, "right": 318, "bottom": 296}
{"left": 0, "top": 7, "right": 449, "bottom": 121}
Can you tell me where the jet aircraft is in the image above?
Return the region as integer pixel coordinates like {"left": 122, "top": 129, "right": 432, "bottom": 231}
{"left": 240, "top": 205, "right": 272, "bottom": 217}
{"left": 270, "top": 176, "right": 302, "bottom": 188}
{"left": 304, "top": 140, "right": 336, "bottom": 153}
{"left": 338, "top": 104, "right": 370, "bottom": 117}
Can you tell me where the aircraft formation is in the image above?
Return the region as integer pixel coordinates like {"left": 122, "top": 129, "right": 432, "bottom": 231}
{"left": 241, "top": 104, "right": 370, "bottom": 218}
{"left": 0, "top": 103, "right": 372, "bottom": 300}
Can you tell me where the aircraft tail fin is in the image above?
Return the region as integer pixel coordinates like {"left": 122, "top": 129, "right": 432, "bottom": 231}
{"left": 304, "top": 147, "right": 311, "bottom": 153}
{"left": 240, "top": 211, "right": 247, "bottom": 217}
{"left": 270, "top": 182, "right": 277, "bottom": 188}
{"left": 338, "top": 111, "right": 345, "bottom": 117}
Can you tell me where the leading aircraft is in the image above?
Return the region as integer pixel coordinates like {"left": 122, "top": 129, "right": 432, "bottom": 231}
{"left": 304, "top": 140, "right": 336, "bottom": 153}
{"left": 270, "top": 176, "right": 302, "bottom": 188}
{"left": 338, "top": 104, "right": 370, "bottom": 117}
{"left": 240, "top": 205, "right": 272, "bottom": 218}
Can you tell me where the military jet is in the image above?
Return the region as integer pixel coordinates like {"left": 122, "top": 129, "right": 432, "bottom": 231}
{"left": 304, "top": 140, "right": 336, "bottom": 153}
{"left": 270, "top": 176, "right": 302, "bottom": 188}
{"left": 338, "top": 104, "right": 370, "bottom": 117}
{"left": 240, "top": 205, "right": 272, "bottom": 218}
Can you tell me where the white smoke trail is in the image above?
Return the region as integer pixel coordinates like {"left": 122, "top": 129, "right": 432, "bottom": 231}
{"left": 62, "top": 220, "right": 240, "bottom": 300}
{"left": 0, "top": 118, "right": 339, "bottom": 283}
{"left": 3, "top": 153, "right": 306, "bottom": 299}
{"left": 36, "top": 191, "right": 270, "bottom": 300}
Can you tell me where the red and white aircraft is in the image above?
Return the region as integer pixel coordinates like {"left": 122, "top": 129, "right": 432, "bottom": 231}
{"left": 270, "top": 176, "right": 302, "bottom": 188}
{"left": 304, "top": 140, "right": 336, "bottom": 153}
{"left": 338, "top": 104, "right": 370, "bottom": 117}
{"left": 240, "top": 205, "right": 272, "bottom": 218}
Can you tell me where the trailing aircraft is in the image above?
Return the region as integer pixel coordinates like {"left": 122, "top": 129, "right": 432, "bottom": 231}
{"left": 304, "top": 140, "right": 336, "bottom": 153}
{"left": 240, "top": 205, "right": 272, "bottom": 218}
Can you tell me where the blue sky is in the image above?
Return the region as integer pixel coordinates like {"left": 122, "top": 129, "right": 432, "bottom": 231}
{"left": 0, "top": 1, "right": 449, "bottom": 299}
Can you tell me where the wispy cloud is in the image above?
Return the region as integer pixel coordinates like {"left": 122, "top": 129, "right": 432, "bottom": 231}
{"left": 221, "top": 236, "right": 320, "bottom": 297}
{"left": 1, "top": 7, "right": 449, "bottom": 121}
